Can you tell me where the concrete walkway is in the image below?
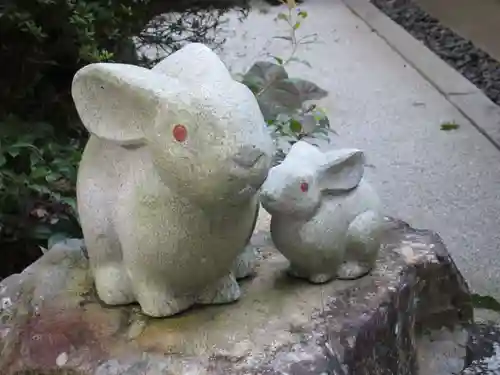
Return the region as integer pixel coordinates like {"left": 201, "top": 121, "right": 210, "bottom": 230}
{"left": 218, "top": 0, "right": 500, "bottom": 300}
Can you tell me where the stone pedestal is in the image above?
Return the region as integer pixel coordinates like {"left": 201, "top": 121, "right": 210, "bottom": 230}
{"left": 0, "top": 211, "right": 471, "bottom": 375}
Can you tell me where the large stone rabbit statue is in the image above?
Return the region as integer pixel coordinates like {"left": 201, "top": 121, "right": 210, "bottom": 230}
{"left": 72, "top": 43, "right": 274, "bottom": 317}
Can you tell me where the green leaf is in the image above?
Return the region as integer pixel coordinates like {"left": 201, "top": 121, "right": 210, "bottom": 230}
{"left": 299, "top": 40, "right": 319, "bottom": 45}
{"left": 257, "top": 80, "right": 303, "bottom": 120}
{"left": 320, "top": 119, "right": 335, "bottom": 133}
{"left": 313, "top": 106, "right": 328, "bottom": 118}
{"left": 241, "top": 77, "right": 262, "bottom": 94}
{"left": 273, "top": 35, "right": 293, "bottom": 41}
{"left": 285, "top": 78, "right": 329, "bottom": 102}
{"left": 30, "top": 224, "right": 53, "bottom": 240}
{"left": 312, "top": 108, "right": 332, "bottom": 131}
{"left": 10, "top": 142, "right": 41, "bottom": 152}
{"left": 46, "top": 173, "right": 62, "bottom": 183}
{"left": 60, "top": 197, "right": 78, "bottom": 215}
{"left": 298, "top": 10, "right": 308, "bottom": 18}
{"left": 0, "top": 154, "right": 6, "bottom": 168}
{"left": 0, "top": 169, "right": 18, "bottom": 182}
{"left": 30, "top": 166, "right": 50, "bottom": 180}
{"left": 293, "top": 22, "right": 301, "bottom": 30}
{"left": 243, "top": 61, "right": 289, "bottom": 89}
{"left": 293, "top": 113, "right": 316, "bottom": 134}
{"left": 272, "top": 56, "right": 284, "bottom": 65}
{"left": 288, "top": 57, "right": 312, "bottom": 68}
{"left": 289, "top": 119, "right": 302, "bottom": 133}
{"left": 30, "top": 184, "right": 52, "bottom": 195}
{"left": 277, "top": 12, "right": 288, "bottom": 21}
{"left": 30, "top": 152, "right": 42, "bottom": 168}
{"left": 471, "top": 293, "right": 500, "bottom": 312}
{"left": 7, "top": 149, "right": 21, "bottom": 158}
{"left": 440, "top": 121, "right": 459, "bottom": 131}
{"left": 232, "top": 72, "right": 245, "bottom": 82}
{"left": 298, "top": 34, "right": 319, "bottom": 45}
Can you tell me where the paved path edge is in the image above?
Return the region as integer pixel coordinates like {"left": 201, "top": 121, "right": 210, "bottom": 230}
{"left": 342, "top": 0, "right": 500, "bottom": 149}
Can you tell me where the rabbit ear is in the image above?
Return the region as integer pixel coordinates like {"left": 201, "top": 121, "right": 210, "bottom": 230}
{"left": 152, "top": 43, "right": 232, "bottom": 83}
{"left": 318, "top": 148, "right": 365, "bottom": 193}
{"left": 72, "top": 63, "right": 172, "bottom": 145}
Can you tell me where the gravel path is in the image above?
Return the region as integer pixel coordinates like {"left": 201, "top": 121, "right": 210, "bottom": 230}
{"left": 370, "top": 0, "right": 500, "bottom": 106}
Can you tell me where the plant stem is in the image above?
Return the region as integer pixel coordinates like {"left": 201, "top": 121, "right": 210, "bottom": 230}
{"left": 282, "top": 6, "right": 299, "bottom": 66}
{"left": 256, "top": 4, "right": 300, "bottom": 98}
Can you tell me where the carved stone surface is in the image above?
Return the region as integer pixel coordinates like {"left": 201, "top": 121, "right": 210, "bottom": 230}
{"left": 461, "top": 323, "right": 500, "bottom": 374}
{"left": 260, "top": 141, "right": 386, "bottom": 284}
{"left": 0, "top": 211, "right": 471, "bottom": 375}
{"left": 72, "top": 42, "right": 274, "bottom": 317}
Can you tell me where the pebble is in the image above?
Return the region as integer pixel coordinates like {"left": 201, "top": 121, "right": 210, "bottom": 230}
{"left": 371, "top": 0, "right": 500, "bottom": 106}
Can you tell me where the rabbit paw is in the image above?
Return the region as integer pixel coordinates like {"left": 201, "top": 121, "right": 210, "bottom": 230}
{"left": 287, "top": 265, "right": 335, "bottom": 284}
{"left": 129, "top": 274, "right": 194, "bottom": 317}
{"left": 197, "top": 273, "right": 241, "bottom": 305}
{"left": 287, "top": 265, "right": 308, "bottom": 279}
{"left": 337, "top": 262, "right": 372, "bottom": 280}
{"left": 138, "top": 290, "right": 194, "bottom": 318}
{"left": 232, "top": 245, "right": 258, "bottom": 280}
{"left": 308, "top": 273, "right": 335, "bottom": 284}
{"left": 94, "top": 263, "right": 135, "bottom": 305}
{"left": 338, "top": 210, "right": 384, "bottom": 280}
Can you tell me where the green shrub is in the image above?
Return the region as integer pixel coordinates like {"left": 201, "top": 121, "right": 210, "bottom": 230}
{"left": 0, "top": 0, "right": 158, "bottom": 254}
{"left": 1, "top": 0, "right": 147, "bottom": 136}
{"left": 0, "top": 116, "right": 82, "bottom": 249}
{"left": 0, "top": 0, "right": 248, "bottom": 135}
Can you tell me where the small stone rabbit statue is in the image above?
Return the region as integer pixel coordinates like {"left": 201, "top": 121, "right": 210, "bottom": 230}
{"left": 260, "top": 141, "right": 385, "bottom": 284}
{"left": 72, "top": 43, "right": 274, "bottom": 317}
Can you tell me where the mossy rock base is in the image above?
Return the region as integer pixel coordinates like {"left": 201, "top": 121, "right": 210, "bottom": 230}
{"left": 0, "top": 212, "right": 471, "bottom": 375}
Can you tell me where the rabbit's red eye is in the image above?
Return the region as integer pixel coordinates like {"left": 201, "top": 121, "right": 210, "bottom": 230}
{"left": 300, "top": 181, "right": 309, "bottom": 192}
{"left": 173, "top": 124, "right": 187, "bottom": 142}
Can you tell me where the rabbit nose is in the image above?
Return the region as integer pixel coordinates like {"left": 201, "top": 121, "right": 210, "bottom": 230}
{"left": 232, "top": 145, "right": 265, "bottom": 168}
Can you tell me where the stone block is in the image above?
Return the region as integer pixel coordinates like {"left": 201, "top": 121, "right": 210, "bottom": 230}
{"left": 0, "top": 211, "right": 471, "bottom": 375}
